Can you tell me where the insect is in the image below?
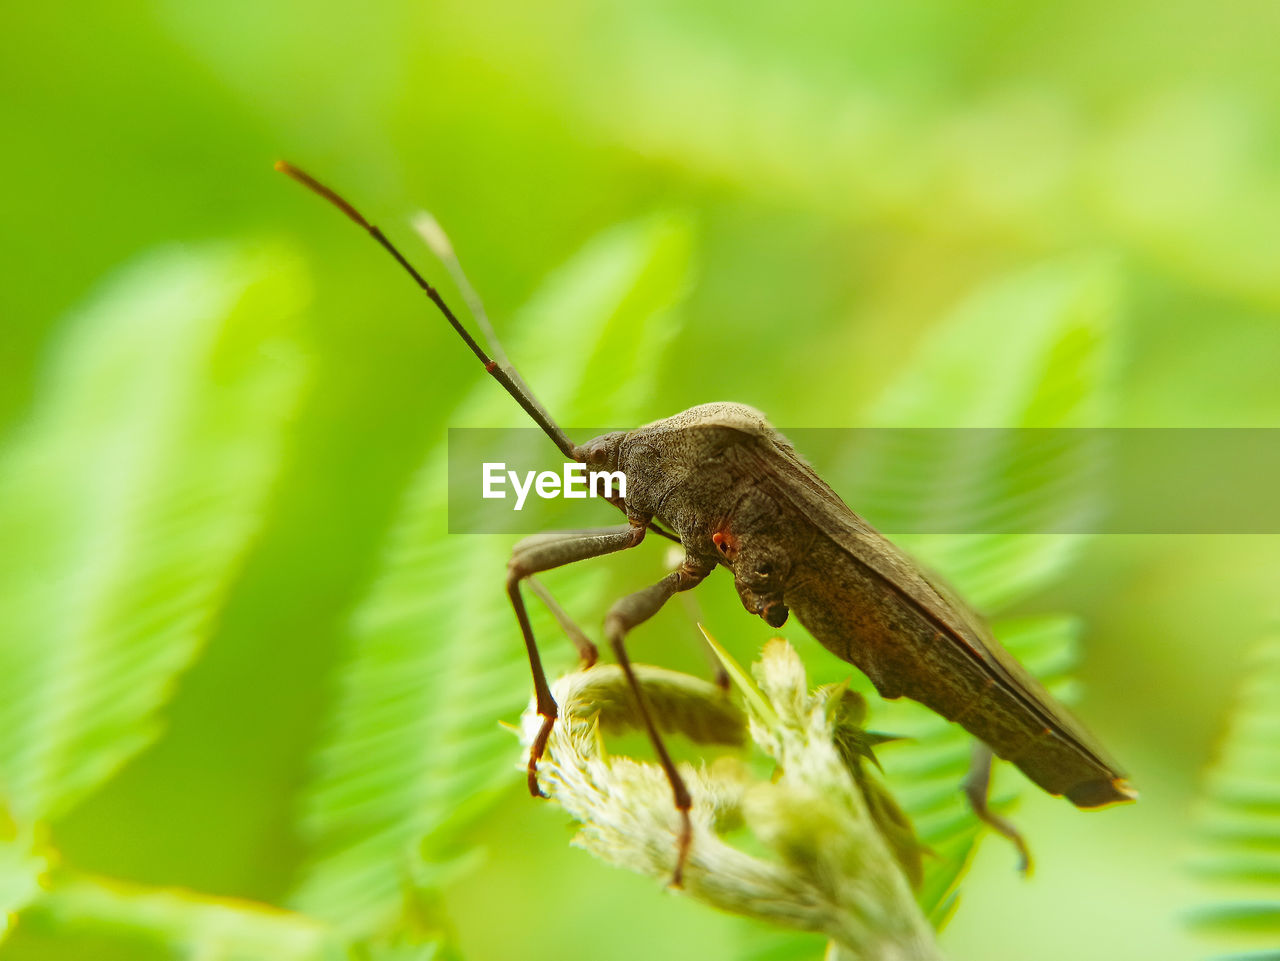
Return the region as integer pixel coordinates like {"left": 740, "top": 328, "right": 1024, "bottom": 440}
{"left": 277, "top": 161, "right": 1137, "bottom": 886}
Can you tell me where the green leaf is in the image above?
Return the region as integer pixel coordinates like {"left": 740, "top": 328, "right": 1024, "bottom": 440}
{"left": 11, "top": 870, "right": 334, "bottom": 961}
{"left": 1189, "top": 903, "right": 1280, "bottom": 932}
{"left": 701, "top": 625, "right": 777, "bottom": 728}
{"left": 852, "top": 256, "right": 1121, "bottom": 611}
{"left": 0, "top": 245, "right": 310, "bottom": 824}
{"left": 866, "top": 257, "right": 1119, "bottom": 430}
{"left": 1187, "top": 636, "right": 1280, "bottom": 953}
{"left": 290, "top": 215, "right": 695, "bottom": 933}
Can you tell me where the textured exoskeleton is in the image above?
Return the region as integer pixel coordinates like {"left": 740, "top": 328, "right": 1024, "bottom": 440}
{"left": 583, "top": 402, "right": 1132, "bottom": 809}
{"left": 278, "top": 162, "right": 1134, "bottom": 887}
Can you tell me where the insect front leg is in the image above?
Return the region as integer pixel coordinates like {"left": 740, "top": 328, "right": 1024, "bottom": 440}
{"left": 603, "top": 557, "right": 714, "bottom": 887}
{"left": 962, "top": 741, "right": 1034, "bottom": 875}
{"left": 507, "top": 522, "right": 647, "bottom": 797}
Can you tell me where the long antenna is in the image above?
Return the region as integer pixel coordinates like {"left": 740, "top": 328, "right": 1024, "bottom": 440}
{"left": 275, "top": 161, "right": 579, "bottom": 462}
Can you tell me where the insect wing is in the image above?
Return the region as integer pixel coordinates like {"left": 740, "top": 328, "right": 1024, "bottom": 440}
{"left": 725, "top": 429, "right": 1130, "bottom": 798}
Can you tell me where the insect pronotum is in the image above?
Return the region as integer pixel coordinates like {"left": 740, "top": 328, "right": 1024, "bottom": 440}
{"left": 277, "top": 161, "right": 1137, "bottom": 885}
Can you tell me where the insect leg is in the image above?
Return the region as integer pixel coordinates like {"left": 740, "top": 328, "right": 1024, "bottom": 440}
{"left": 604, "top": 561, "right": 713, "bottom": 887}
{"left": 508, "top": 522, "right": 647, "bottom": 797}
{"left": 527, "top": 575, "right": 597, "bottom": 667}
{"left": 962, "top": 741, "right": 1034, "bottom": 875}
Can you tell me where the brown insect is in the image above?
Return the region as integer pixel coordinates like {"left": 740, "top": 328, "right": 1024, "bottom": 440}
{"left": 277, "top": 162, "right": 1136, "bottom": 886}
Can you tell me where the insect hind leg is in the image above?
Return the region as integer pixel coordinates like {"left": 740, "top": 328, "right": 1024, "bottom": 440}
{"left": 963, "top": 741, "right": 1034, "bottom": 876}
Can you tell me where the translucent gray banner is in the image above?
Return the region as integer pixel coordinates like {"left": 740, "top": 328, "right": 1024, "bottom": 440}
{"left": 447, "top": 427, "right": 1280, "bottom": 534}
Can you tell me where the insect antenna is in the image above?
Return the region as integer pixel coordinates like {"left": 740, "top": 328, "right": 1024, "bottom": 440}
{"left": 412, "top": 208, "right": 699, "bottom": 548}
{"left": 275, "top": 161, "right": 579, "bottom": 462}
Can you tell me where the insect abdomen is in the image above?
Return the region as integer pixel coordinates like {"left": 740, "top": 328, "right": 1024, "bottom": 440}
{"left": 786, "top": 542, "right": 1132, "bottom": 808}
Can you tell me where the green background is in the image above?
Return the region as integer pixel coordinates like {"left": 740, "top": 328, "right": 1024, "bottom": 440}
{"left": 3, "top": 1, "right": 1279, "bottom": 958}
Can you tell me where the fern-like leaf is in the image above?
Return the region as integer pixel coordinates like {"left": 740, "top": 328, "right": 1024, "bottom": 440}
{"left": 0, "top": 245, "right": 310, "bottom": 826}
{"left": 9, "top": 869, "right": 333, "bottom": 960}
{"left": 1186, "top": 635, "right": 1280, "bottom": 959}
{"left": 851, "top": 256, "right": 1120, "bottom": 611}
{"left": 290, "top": 215, "right": 694, "bottom": 933}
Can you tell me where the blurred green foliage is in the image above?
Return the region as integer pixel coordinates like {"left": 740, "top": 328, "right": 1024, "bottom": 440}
{"left": 1187, "top": 637, "right": 1280, "bottom": 959}
{"left": 2, "top": 1, "right": 1279, "bottom": 959}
